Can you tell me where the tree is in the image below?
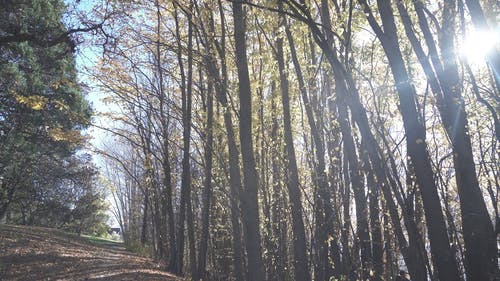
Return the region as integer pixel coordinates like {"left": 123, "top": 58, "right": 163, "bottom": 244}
{"left": 232, "top": 2, "right": 266, "bottom": 280}
{"left": 0, "top": 0, "right": 94, "bottom": 226}
{"left": 274, "top": 5, "right": 310, "bottom": 280}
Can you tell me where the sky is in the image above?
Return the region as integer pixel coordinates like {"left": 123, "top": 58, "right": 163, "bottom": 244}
{"left": 67, "top": 0, "right": 123, "bottom": 228}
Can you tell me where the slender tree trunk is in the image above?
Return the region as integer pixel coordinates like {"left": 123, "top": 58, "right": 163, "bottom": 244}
{"left": 361, "top": 142, "right": 383, "bottom": 281}
{"left": 162, "top": 145, "right": 176, "bottom": 270}
{"left": 319, "top": 1, "right": 370, "bottom": 278}
{"left": 154, "top": 0, "right": 175, "bottom": 266}
{"left": 284, "top": 18, "right": 331, "bottom": 281}
{"left": 173, "top": 1, "right": 186, "bottom": 273}
{"left": 232, "top": 2, "right": 266, "bottom": 281}
{"left": 174, "top": 1, "right": 196, "bottom": 275}
{"left": 210, "top": 2, "right": 245, "bottom": 279}
{"left": 326, "top": 121, "right": 344, "bottom": 281}
{"left": 338, "top": 98, "right": 370, "bottom": 280}
{"left": 340, "top": 144, "right": 353, "bottom": 281}
{"left": 141, "top": 192, "right": 149, "bottom": 245}
{"left": 383, "top": 204, "right": 395, "bottom": 281}
{"left": 269, "top": 84, "right": 286, "bottom": 281}
{"left": 198, "top": 2, "right": 247, "bottom": 279}
{"left": 197, "top": 79, "right": 214, "bottom": 280}
{"left": 275, "top": 28, "right": 311, "bottom": 281}
{"left": 185, "top": 10, "right": 197, "bottom": 278}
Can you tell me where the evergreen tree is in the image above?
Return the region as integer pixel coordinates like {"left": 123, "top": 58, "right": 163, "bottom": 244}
{"left": 0, "top": 0, "right": 99, "bottom": 230}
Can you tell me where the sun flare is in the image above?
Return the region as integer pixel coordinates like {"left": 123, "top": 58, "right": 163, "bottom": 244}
{"left": 460, "top": 29, "right": 499, "bottom": 64}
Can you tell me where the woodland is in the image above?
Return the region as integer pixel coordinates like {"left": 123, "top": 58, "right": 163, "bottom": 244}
{"left": 0, "top": 0, "right": 499, "bottom": 281}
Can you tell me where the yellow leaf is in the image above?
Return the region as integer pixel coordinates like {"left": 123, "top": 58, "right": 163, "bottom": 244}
{"left": 14, "top": 94, "right": 48, "bottom": 110}
{"left": 48, "top": 127, "right": 84, "bottom": 144}
{"left": 53, "top": 100, "right": 69, "bottom": 111}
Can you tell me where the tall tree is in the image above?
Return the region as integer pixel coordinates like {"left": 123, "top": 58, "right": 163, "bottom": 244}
{"left": 197, "top": 71, "right": 214, "bottom": 281}
{"left": 274, "top": 7, "right": 310, "bottom": 280}
{"left": 232, "top": 2, "right": 266, "bottom": 281}
{"left": 0, "top": 0, "right": 93, "bottom": 222}
{"left": 173, "top": 0, "right": 196, "bottom": 275}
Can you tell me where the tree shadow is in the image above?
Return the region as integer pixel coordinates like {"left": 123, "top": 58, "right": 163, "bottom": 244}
{"left": 0, "top": 224, "right": 177, "bottom": 281}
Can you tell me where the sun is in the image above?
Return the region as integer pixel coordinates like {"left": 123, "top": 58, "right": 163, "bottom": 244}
{"left": 459, "top": 29, "right": 499, "bottom": 64}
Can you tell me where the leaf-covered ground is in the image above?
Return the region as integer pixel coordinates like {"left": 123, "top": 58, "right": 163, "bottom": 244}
{"left": 0, "top": 224, "right": 179, "bottom": 280}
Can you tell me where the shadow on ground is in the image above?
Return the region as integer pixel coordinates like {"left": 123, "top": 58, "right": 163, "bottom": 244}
{"left": 0, "top": 224, "right": 178, "bottom": 281}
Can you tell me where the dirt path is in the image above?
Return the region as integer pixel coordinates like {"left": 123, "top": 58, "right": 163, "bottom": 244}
{"left": 0, "top": 224, "right": 179, "bottom": 281}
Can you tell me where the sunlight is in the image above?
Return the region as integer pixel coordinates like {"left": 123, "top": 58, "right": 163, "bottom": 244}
{"left": 460, "top": 29, "right": 499, "bottom": 64}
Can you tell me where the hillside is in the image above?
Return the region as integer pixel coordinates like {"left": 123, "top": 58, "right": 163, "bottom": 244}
{"left": 0, "top": 224, "right": 179, "bottom": 281}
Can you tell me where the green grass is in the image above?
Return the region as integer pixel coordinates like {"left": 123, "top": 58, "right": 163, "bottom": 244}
{"left": 43, "top": 228, "right": 123, "bottom": 249}
{"left": 80, "top": 234, "right": 123, "bottom": 248}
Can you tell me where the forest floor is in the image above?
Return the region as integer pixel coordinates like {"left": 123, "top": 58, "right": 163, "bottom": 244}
{"left": 0, "top": 224, "right": 180, "bottom": 280}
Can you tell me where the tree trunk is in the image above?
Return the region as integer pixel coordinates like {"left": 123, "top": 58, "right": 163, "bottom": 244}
{"left": 210, "top": 2, "right": 246, "bottom": 279}
{"left": 172, "top": 1, "right": 186, "bottom": 274}
{"left": 197, "top": 79, "right": 214, "bottom": 280}
{"left": 153, "top": 0, "right": 174, "bottom": 264}
{"left": 174, "top": 1, "right": 196, "bottom": 275}
{"left": 319, "top": 1, "right": 370, "bottom": 278}
{"left": 141, "top": 193, "right": 148, "bottom": 245}
{"left": 185, "top": 9, "right": 197, "bottom": 278}
{"left": 361, "top": 143, "right": 383, "bottom": 281}
{"left": 284, "top": 19, "right": 332, "bottom": 281}
{"left": 232, "top": 2, "right": 266, "bottom": 281}
{"left": 275, "top": 29, "right": 311, "bottom": 281}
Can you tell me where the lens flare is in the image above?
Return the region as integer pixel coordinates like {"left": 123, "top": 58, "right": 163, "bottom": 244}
{"left": 460, "top": 30, "right": 499, "bottom": 64}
